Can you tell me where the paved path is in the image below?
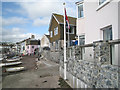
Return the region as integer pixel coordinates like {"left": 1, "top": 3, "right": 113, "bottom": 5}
{"left": 1, "top": 56, "right": 70, "bottom": 88}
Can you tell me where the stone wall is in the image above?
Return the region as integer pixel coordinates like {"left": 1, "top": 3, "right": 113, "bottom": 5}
{"left": 60, "top": 41, "right": 120, "bottom": 88}
{"left": 41, "top": 50, "right": 61, "bottom": 63}
{"left": 64, "top": 59, "right": 120, "bottom": 88}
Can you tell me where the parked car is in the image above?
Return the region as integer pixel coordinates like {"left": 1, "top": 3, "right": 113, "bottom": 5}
{"left": 43, "top": 47, "right": 50, "bottom": 50}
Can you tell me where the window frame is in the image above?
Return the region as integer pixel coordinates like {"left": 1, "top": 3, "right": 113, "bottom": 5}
{"left": 50, "top": 31, "right": 53, "bottom": 37}
{"left": 99, "top": 0, "right": 107, "bottom": 5}
{"left": 66, "top": 26, "right": 74, "bottom": 34}
{"left": 54, "top": 27, "right": 58, "bottom": 36}
{"left": 78, "top": 3, "right": 84, "bottom": 18}
{"left": 23, "top": 46, "right": 25, "bottom": 50}
{"left": 32, "top": 46, "right": 34, "bottom": 49}
{"left": 96, "top": 0, "right": 111, "bottom": 11}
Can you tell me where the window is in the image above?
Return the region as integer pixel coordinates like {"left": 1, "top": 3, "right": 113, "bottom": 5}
{"left": 102, "top": 25, "right": 113, "bottom": 64}
{"left": 79, "top": 35, "right": 85, "bottom": 45}
{"left": 50, "top": 31, "right": 53, "bottom": 37}
{"left": 54, "top": 27, "right": 58, "bottom": 35}
{"left": 23, "top": 46, "right": 25, "bottom": 50}
{"left": 32, "top": 46, "right": 34, "bottom": 49}
{"left": 103, "top": 26, "right": 112, "bottom": 41}
{"left": 78, "top": 3, "right": 84, "bottom": 18}
{"left": 66, "top": 26, "right": 74, "bottom": 34}
{"left": 99, "top": 0, "right": 106, "bottom": 5}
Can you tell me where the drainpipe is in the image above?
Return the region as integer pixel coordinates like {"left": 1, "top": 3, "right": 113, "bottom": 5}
{"left": 76, "top": 4, "right": 79, "bottom": 46}
{"left": 78, "top": 36, "right": 80, "bottom": 46}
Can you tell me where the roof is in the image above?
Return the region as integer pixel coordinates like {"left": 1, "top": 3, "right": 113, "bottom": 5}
{"left": 75, "top": 0, "right": 84, "bottom": 5}
{"left": 16, "top": 38, "right": 31, "bottom": 44}
{"left": 26, "top": 40, "right": 40, "bottom": 45}
{"left": 45, "top": 34, "right": 50, "bottom": 40}
{"left": 52, "top": 13, "right": 76, "bottom": 26}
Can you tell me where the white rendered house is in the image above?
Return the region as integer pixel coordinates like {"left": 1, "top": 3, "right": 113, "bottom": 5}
{"left": 41, "top": 34, "right": 50, "bottom": 48}
{"left": 76, "top": 0, "right": 120, "bottom": 65}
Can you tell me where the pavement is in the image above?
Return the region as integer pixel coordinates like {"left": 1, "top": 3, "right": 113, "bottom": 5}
{"left": 1, "top": 56, "right": 71, "bottom": 88}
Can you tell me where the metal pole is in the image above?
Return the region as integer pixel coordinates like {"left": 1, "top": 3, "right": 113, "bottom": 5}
{"left": 63, "top": 2, "right": 67, "bottom": 80}
{"left": 68, "top": 28, "right": 70, "bottom": 47}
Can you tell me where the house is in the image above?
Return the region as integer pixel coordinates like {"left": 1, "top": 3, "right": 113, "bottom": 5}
{"left": 26, "top": 39, "right": 40, "bottom": 55}
{"left": 41, "top": 34, "right": 50, "bottom": 48}
{"left": 26, "top": 35, "right": 40, "bottom": 55}
{"left": 0, "top": 42, "right": 14, "bottom": 54}
{"left": 16, "top": 38, "right": 31, "bottom": 55}
{"left": 16, "top": 35, "right": 35, "bottom": 55}
{"left": 76, "top": 0, "right": 120, "bottom": 65}
{"left": 49, "top": 13, "right": 77, "bottom": 51}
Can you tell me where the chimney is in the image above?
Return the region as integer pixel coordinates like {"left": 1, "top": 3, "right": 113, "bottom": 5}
{"left": 31, "top": 35, "right": 35, "bottom": 39}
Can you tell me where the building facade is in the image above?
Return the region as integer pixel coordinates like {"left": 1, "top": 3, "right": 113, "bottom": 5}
{"left": 41, "top": 34, "right": 50, "bottom": 48}
{"left": 49, "top": 13, "right": 77, "bottom": 51}
{"left": 26, "top": 40, "right": 40, "bottom": 55}
{"left": 76, "top": 0, "right": 120, "bottom": 65}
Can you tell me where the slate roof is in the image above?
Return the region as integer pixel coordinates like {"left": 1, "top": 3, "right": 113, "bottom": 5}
{"left": 53, "top": 13, "right": 76, "bottom": 26}
{"left": 45, "top": 35, "right": 50, "bottom": 40}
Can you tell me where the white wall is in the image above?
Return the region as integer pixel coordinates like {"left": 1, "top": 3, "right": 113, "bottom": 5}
{"left": 77, "top": 18, "right": 85, "bottom": 36}
{"left": 41, "top": 35, "right": 50, "bottom": 48}
{"left": 118, "top": 1, "right": 120, "bottom": 66}
{"left": 77, "top": 0, "right": 119, "bottom": 65}
{"left": 84, "top": 0, "right": 118, "bottom": 44}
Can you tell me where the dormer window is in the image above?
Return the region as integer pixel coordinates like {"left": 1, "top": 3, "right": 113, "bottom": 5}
{"left": 78, "top": 3, "right": 84, "bottom": 18}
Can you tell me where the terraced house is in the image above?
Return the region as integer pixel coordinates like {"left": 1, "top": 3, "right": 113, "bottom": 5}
{"left": 76, "top": 0, "right": 120, "bottom": 65}
{"left": 60, "top": 0, "right": 120, "bottom": 88}
{"left": 49, "top": 13, "right": 77, "bottom": 51}
{"left": 26, "top": 35, "right": 40, "bottom": 55}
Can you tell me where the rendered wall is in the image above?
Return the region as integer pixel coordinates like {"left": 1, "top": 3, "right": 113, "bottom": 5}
{"left": 26, "top": 45, "right": 38, "bottom": 55}
{"left": 41, "top": 35, "right": 50, "bottom": 48}
{"left": 118, "top": 1, "right": 120, "bottom": 66}
{"left": 77, "top": 0, "right": 119, "bottom": 65}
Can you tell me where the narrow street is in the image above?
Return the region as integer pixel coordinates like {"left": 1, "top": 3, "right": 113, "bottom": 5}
{"left": 2, "top": 56, "right": 71, "bottom": 88}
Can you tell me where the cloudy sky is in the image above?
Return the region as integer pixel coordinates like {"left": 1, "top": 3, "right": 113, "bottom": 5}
{"left": 1, "top": 0, "right": 77, "bottom": 43}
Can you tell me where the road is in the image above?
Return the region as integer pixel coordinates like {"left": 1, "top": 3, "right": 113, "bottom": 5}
{"left": 1, "top": 56, "right": 71, "bottom": 88}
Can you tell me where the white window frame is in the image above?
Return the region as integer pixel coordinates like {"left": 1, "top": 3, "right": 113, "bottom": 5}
{"left": 78, "top": 3, "right": 84, "bottom": 18}
{"left": 99, "top": 0, "right": 107, "bottom": 5}
{"left": 96, "top": 0, "right": 111, "bottom": 11}
{"left": 54, "top": 27, "right": 58, "bottom": 35}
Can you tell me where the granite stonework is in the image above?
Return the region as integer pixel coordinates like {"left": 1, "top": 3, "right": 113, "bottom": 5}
{"left": 41, "top": 50, "right": 61, "bottom": 63}
{"left": 93, "top": 41, "right": 110, "bottom": 64}
{"left": 60, "top": 41, "right": 120, "bottom": 88}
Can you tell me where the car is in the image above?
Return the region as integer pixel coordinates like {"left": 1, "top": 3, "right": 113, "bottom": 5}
{"left": 43, "top": 47, "right": 50, "bottom": 50}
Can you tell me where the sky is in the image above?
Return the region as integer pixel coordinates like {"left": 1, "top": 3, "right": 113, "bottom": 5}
{"left": 0, "top": 0, "right": 77, "bottom": 43}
